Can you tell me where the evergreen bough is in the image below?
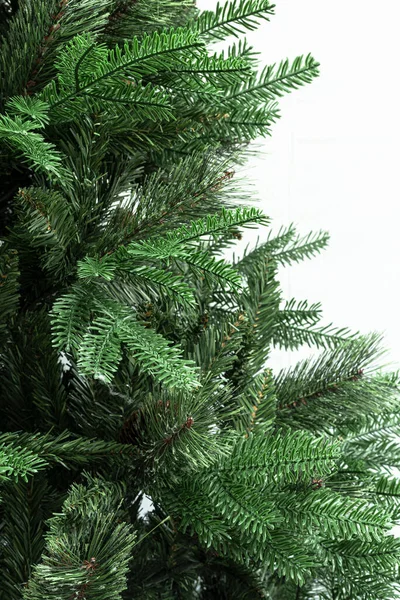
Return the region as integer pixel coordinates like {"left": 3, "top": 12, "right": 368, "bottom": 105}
{"left": 0, "top": 0, "right": 399, "bottom": 598}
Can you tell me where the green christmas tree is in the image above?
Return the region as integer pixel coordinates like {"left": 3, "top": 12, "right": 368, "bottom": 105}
{"left": 1, "top": 1, "right": 400, "bottom": 598}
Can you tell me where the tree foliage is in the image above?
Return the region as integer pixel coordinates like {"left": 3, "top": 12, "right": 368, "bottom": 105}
{"left": 0, "top": 1, "right": 398, "bottom": 599}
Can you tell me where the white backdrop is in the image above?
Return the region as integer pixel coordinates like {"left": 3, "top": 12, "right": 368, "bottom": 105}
{"left": 197, "top": 0, "right": 400, "bottom": 373}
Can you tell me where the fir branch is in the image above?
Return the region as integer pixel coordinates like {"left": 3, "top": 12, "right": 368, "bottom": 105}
{"left": 77, "top": 311, "right": 123, "bottom": 383}
{"left": 23, "top": 476, "right": 137, "bottom": 600}
{"left": 204, "top": 429, "right": 341, "bottom": 485}
{"left": 117, "top": 151, "right": 239, "bottom": 242}
{"left": 0, "top": 0, "right": 55, "bottom": 106}
{"left": 104, "top": 0, "right": 198, "bottom": 39}
{"left": 40, "top": 29, "right": 205, "bottom": 122}
{"left": 273, "top": 322, "right": 358, "bottom": 351}
{"left": 278, "top": 298, "right": 323, "bottom": 326}
{"left": 13, "top": 186, "right": 78, "bottom": 279}
{"left": 271, "top": 229, "right": 330, "bottom": 266}
{"left": 50, "top": 281, "right": 97, "bottom": 352}
{"left": 77, "top": 255, "right": 117, "bottom": 281}
{"left": 262, "top": 528, "right": 317, "bottom": 586}
{"left": 318, "top": 572, "right": 400, "bottom": 600}
{"left": 150, "top": 51, "right": 250, "bottom": 84}
{"left": 227, "top": 54, "right": 320, "bottom": 104}
{"left": 235, "top": 223, "right": 296, "bottom": 274}
{"left": 0, "top": 430, "right": 135, "bottom": 475}
{"left": 227, "top": 37, "right": 260, "bottom": 67}
{"left": 20, "top": 0, "right": 111, "bottom": 96}
{"left": 238, "top": 368, "right": 276, "bottom": 434}
{"left": 193, "top": 0, "right": 275, "bottom": 41}
{"left": 275, "top": 333, "right": 385, "bottom": 413}
{"left": 158, "top": 206, "right": 269, "bottom": 245}
{"left": 0, "top": 111, "right": 70, "bottom": 181}
{"left": 208, "top": 104, "right": 280, "bottom": 139}
{"left": 210, "top": 475, "right": 281, "bottom": 542}
{"left": 279, "top": 375, "right": 400, "bottom": 436}
{"left": 323, "top": 537, "right": 400, "bottom": 577}
{"left": 0, "top": 438, "right": 48, "bottom": 483}
{"left": 128, "top": 265, "right": 196, "bottom": 307}
{"left": 74, "top": 298, "right": 201, "bottom": 389}
{"left": 119, "top": 316, "right": 201, "bottom": 391}
{"left": 193, "top": 312, "right": 247, "bottom": 383}
{"left": 163, "top": 482, "right": 232, "bottom": 550}
{"left": 341, "top": 412, "right": 400, "bottom": 468}
{"left": 182, "top": 251, "right": 242, "bottom": 289}
{"left": 0, "top": 475, "right": 58, "bottom": 600}
{"left": 83, "top": 81, "right": 175, "bottom": 123}
{"left": 233, "top": 263, "right": 281, "bottom": 380}
{"left": 236, "top": 227, "right": 330, "bottom": 274}
{"left": 5, "top": 95, "right": 51, "bottom": 127}
{"left": 281, "top": 488, "right": 393, "bottom": 542}
{"left": 110, "top": 208, "right": 263, "bottom": 290}
{"left": 363, "top": 476, "right": 400, "bottom": 520}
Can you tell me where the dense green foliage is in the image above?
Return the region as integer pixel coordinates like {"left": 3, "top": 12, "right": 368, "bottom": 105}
{"left": 1, "top": 0, "right": 399, "bottom": 598}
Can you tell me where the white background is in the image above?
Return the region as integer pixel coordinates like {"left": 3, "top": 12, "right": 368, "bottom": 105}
{"left": 197, "top": 0, "right": 400, "bottom": 373}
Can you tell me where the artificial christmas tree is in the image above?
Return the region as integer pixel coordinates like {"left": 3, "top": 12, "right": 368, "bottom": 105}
{"left": 1, "top": 0, "right": 400, "bottom": 598}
